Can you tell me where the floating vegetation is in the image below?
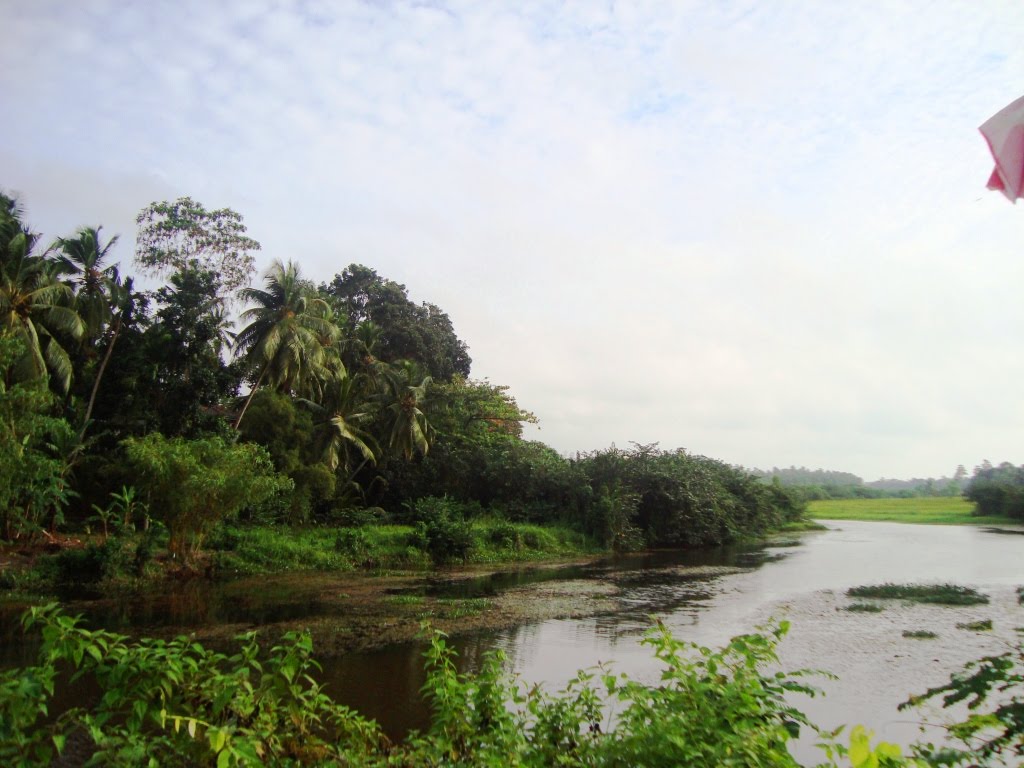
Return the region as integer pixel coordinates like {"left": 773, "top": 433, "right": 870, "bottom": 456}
{"left": 844, "top": 602, "right": 884, "bottom": 613}
{"left": 437, "top": 597, "right": 491, "bottom": 619}
{"left": 956, "top": 619, "right": 993, "bottom": 632}
{"left": 847, "top": 583, "right": 989, "bottom": 606}
{"left": 385, "top": 594, "right": 425, "bottom": 606}
{"left": 902, "top": 630, "right": 938, "bottom": 639}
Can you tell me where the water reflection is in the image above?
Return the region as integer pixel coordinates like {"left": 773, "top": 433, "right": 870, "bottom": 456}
{"left": 3, "top": 521, "right": 1021, "bottom": 763}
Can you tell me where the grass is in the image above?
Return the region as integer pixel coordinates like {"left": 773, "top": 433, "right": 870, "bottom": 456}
{"left": 957, "top": 619, "right": 993, "bottom": 631}
{"left": 778, "top": 519, "right": 828, "bottom": 532}
{"left": 436, "top": 597, "right": 490, "bottom": 619}
{"left": 902, "top": 630, "right": 938, "bottom": 639}
{"left": 808, "top": 497, "right": 1020, "bottom": 526}
{"left": 847, "top": 583, "right": 989, "bottom": 606}
{"left": 468, "top": 520, "right": 600, "bottom": 563}
{"left": 207, "top": 521, "right": 600, "bottom": 577}
{"left": 844, "top": 602, "right": 884, "bottom": 613}
{"left": 209, "top": 528, "right": 409, "bottom": 573}
{"left": 384, "top": 594, "right": 425, "bottom": 606}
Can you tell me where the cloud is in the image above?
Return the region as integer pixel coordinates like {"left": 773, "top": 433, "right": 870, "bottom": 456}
{"left": 3, "top": 0, "right": 1024, "bottom": 479}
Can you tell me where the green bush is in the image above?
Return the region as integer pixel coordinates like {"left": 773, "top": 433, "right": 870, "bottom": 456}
{"left": 485, "top": 520, "right": 520, "bottom": 549}
{"left": 123, "top": 434, "right": 293, "bottom": 562}
{"left": 0, "top": 604, "right": 383, "bottom": 766}
{"left": 332, "top": 506, "right": 384, "bottom": 527}
{"left": 50, "top": 538, "right": 132, "bottom": 584}
{"left": 287, "top": 463, "right": 337, "bottom": 524}
{"left": 409, "top": 497, "right": 475, "bottom": 566}
{"left": 334, "top": 529, "right": 372, "bottom": 562}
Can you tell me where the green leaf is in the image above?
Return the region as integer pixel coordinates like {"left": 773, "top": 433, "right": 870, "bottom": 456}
{"left": 208, "top": 727, "right": 227, "bottom": 753}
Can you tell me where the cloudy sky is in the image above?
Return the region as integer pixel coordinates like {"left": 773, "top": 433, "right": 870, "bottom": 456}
{"left": 3, "top": 1, "right": 1024, "bottom": 480}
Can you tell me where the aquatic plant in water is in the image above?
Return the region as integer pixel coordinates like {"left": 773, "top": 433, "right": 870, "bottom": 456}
{"left": 847, "top": 583, "right": 989, "bottom": 606}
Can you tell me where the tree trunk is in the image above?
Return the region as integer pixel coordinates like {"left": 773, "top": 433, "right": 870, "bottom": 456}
{"left": 233, "top": 365, "right": 269, "bottom": 430}
{"left": 78, "top": 318, "right": 121, "bottom": 443}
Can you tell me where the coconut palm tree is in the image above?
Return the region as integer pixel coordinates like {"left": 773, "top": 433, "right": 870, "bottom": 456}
{"left": 0, "top": 231, "right": 84, "bottom": 393}
{"left": 299, "top": 372, "right": 379, "bottom": 472}
{"left": 77, "top": 274, "right": 140, "bottom": 440}
{"left": 233, "top": 260, "right": 339, "bottom": 428}
{"left": 381, "top": 360, "right": 434, "bottom": 459}
{"left": 54, "top": 226, "right": 120, "bottom": 342}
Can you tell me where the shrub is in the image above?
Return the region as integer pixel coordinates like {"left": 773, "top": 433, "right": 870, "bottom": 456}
{"left": 486, "top": 520, "right": 520, "bottom": 549}
{"left": 332, "top": 506, "right": 384, "bottom": 528}
{"left": 334, "top": 529, "right": 371, "bottom": 562}
{"left": 50, "top": 538, "right": 132, "bottom": 584}
{"left": 287, "top": 463, "right": 336, "bottom": 524}
{"left": 123, "top": 434, "right": 293, "bottom": 562}
{"left": 409, "top": 497, "right": 475, "bottom": 566}
{"left": 0, "top": 604, "right": 383, "bottom": 766}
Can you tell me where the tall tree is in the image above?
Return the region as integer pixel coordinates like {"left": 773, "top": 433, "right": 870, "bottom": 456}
{"left": 380, "top": 360, "right": 434, "bottom": 460}
{"left": 134, "top": 197, "right": 260, "bottom": 295}
{"left": 299, "top": 373, "right": 379, "bottom": 472}
{"left": 54, "top": 226, "right": 120, "bottom": 341}
{"left": 144, "top": 268, "right": 238, "bottom": 437}
{"left": 322, "top": 264, "right": 471, "bottom": 381}
{"left": 0, "top": 200, "right": 83, "bottom": 393}
{"left": 234, "top": 260, "right": 338, "bottom": 428}
{"left": 76, "top": 274, "right": 140, "bottom": 440}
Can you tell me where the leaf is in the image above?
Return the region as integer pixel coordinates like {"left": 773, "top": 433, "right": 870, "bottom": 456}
{"left": 208, "top": 727, "right": 227, "bottom": 753}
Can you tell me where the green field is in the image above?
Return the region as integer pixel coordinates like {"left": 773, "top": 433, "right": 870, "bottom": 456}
{"left": 808, "top": 496, "right": 1020, "bottom": 526}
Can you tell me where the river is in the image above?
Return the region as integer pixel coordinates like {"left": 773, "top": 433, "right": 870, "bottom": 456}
{"left": 324, "top": 521, "right": 1024, "bottom": 761}
{"left": 3, "top": 520, "right": 1022, "bottom": 763}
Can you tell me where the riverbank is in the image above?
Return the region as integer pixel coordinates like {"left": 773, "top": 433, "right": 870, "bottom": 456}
{"left": 808, "top": 496, "right": 1021, "bottom": 525}
{"left": 0, "top": 520, "right": 603, "bottom": 600}
{"left": 0, "top": 525, "right": 807, "bottom": 657}
{"left": 1, "top": 511, "right": 823, "bottom": 603}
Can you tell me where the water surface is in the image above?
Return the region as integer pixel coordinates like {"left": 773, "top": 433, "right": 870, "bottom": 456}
{"left": 3, "top": 521, "right": 1021, "bottom": 763}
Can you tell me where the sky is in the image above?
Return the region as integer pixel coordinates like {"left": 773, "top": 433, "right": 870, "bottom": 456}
{"left": 3, "top": 1, "right": 1024, "bottom": 481}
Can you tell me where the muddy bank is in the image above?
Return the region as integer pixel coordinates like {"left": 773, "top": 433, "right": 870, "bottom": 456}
{"left": 1, "top": 555, "right": 751, "bottom": 659}
{"left": 0, "top": 558, "right": 622, "bottom": 657}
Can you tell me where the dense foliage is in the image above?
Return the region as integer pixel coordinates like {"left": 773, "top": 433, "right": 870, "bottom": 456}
{"left": 0, "top": 605, "right": 928, "bottom": 767}
{"left": 0, "top": 189, "right": 804, "bottom": 571}
{"left": 7, "top": 605, "right": 1022, "bottom": 766}
{"left": 965, "top": 460, "right": 1024, "bottom": 520}
{"left": 0, "top": 336, "right": 75, "bottom": 540}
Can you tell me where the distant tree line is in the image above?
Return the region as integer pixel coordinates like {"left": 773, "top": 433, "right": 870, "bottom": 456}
{"left": 752, "top": 465, "right": 968, "bottom": 501}
{"left": 0, "top": 191, "right": 804, "bottom": 565}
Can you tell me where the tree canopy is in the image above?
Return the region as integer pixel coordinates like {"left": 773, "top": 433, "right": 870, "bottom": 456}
{"left": 323, "top": 264, "right": 471, "bottom": 381}
{"left": 134, "top": 197, "right": 260, "bottom": 294}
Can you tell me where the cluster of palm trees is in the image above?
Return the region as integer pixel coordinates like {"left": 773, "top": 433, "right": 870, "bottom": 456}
{"left": 1, "top": 193, "right": 436, "bottom": 507}
{"left": 0, "top": 196, "right": 133, "bottom": 434}
{"left": 233, "top": 259, "right": 436, "bottom": 476}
